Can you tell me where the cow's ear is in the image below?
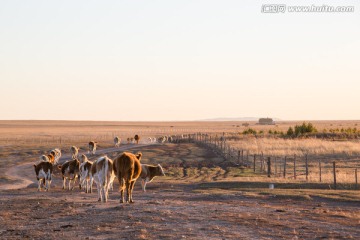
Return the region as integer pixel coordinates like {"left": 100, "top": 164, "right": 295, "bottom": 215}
{"left": 136, "top": 152, "right": 142, "bottom": 161}
{"left": 33, "top": 164, "right": 36, "bottom": 168}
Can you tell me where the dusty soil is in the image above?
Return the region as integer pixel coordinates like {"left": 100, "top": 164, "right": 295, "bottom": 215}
{"left": 1, "top": 143, "right": 360, "bottom": 240}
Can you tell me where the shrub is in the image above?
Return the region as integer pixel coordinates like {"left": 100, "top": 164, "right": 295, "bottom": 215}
{"left": 294, "top": 122, "right": 317, "bottom": 136}
{"left": 243, "top": 128, "right": 257, "bottom": 135}
{"left": 287, "top": 127, "right": 294, "bottom": 136}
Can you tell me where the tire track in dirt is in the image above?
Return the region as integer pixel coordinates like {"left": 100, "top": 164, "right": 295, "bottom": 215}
{"left": 0, "top": 143, "right": 156, "bottom": 191}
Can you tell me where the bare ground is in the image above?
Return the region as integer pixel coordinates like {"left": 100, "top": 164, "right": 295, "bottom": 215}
{"left": 1, "top": 143, "right": 360, "bottom": 240}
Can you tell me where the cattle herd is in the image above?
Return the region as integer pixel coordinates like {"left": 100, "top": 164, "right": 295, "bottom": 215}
{"left": 33, "top": 135, "right": 166, "bottom": 203}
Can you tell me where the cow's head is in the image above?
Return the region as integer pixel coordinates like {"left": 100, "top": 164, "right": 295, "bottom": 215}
{"left": 135, "top": 152, "right": 142, "bottom": 161}
{"left": 157, "top": 164, "right": 165, "bottom": 176}
{"left": 80, "top": 154, "right": 87, "bottom": 163}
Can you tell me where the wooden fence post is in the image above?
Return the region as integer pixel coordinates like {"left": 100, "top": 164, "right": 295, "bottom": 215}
{"left": 356, "top": 168, "right": 358, "bottom": 190}
{"left": 293, "top": 155, "right": 297, "bottom": 180}
{"left": 237, "top": 151, "right": 241, "bottom": 165}
{"left": 283, "top": 156, "right": 287, "bottom": 178}
{"left": 305, "top": 154, "right": 309, "bottom": 181}
{"left": 319, "top": 159, "right": 322, "bottom": 183}
{"left": 253, "top": 154, "right": 256, "bottom": 173}
{"left": 333, "top": 161, "right": 337, "bottom": 190}
{"left": 267, "top": 157, "right": 271, "bottom": 177}
{"left": 241, "top": 150, "right": 244, "bottom": 162}
{"left": 274, "top": 157, "right": 277, "bottom": 176}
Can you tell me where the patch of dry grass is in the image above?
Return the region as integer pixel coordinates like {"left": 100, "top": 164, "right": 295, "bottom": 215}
{"left": 228, "top": 137, "right": 360, "bottom": 157}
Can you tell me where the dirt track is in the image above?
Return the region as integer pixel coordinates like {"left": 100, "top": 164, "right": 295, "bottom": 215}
{"left": 1, "top": 143, "right": 360, "bottom": 239}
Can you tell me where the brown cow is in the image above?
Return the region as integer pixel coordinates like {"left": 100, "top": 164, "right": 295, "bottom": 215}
{"left": 140, "top": 164, "right": 165, "bottom": 192}
{"left": 113, "top": 152, "right": 142, "bottom": 203}
{"left": 134, "top": 134, "right": 140, "bottom": 144}
{"left": 49, "top": 148, "right": 61, "bottom": 165}
{"left": 88, "top": 141, "right": 98, "bottom": 155}
{"left": 33, "top": 161, "right": 53, "bottom": 191}
{"left": 58, "top": 158, "right": 80, "bottom": 190}
{"left": 40, "top": 154, "right": 55, "bottom": 164}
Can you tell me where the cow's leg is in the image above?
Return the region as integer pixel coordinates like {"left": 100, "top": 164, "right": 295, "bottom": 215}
{"left": 120, "top": 188, "right": 124, "bottom": 203}
{"left": 101, "top": 177, "right": 106, "bottom": 202}
{"left": 104, "top": 184, "right": 109, "bottom": 203}
{"left": 85, "top": 179, "right": 88, "bottom": 193}
{"left": 68, "top": 178, "right": 72, "bottom": 190}
{"left": 89, "top": 178, "right": 94, "bottom": 193}
{"left": 129, "top": 181, "right": 136, "bottom": 203}
{"left": 47, "top": 173, "right": 52, "bottom": 191}
{"left": 118, "top": 176, "right": 125, "bottom": 203}
{"left": 62, "top": 177, "right": 66, "bottom": 190}
{"left": 125, "top": 180, "right": 131, "bottom": 203}
{"left": 48, "top": 179, "right": 51, "bottom": 191}
{"left": 73, "top": 175, "right": 78, "bottom": 190}
{"left": 96, "top": 181, "right": 101, "bottom": 202}
{"left": 144, "top": 180, "right": 147, "bottom": 192}
{"left": 44, "top": 179, "right": 48, "bottom": 191}
{"left": 79, "top": 177, "right": 83, "bottom": 190}
{"left": 37, "top": 179, "right": 41, "bottom": 191}
{"left": 141, "top": 179, "right": 145, "bottom": 192}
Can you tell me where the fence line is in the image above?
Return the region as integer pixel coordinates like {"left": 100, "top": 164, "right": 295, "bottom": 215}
{"left": 190, "top": 132, "right": 360, "bottom": 190}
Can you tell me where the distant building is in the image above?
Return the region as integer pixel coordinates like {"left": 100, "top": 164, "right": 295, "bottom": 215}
{"left": 258, "top": 118, "right": 275, "bottom": 125}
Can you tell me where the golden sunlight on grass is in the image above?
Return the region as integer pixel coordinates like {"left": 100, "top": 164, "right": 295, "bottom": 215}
{"left": 228, "top": 137, "right": 360, "bottom": 157}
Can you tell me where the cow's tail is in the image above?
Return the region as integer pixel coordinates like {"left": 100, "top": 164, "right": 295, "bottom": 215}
{"left": 102, "top": 158, "right": 108, "bottom": 188}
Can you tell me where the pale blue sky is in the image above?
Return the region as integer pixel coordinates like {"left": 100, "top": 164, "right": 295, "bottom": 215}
{"left": 0, "top": 0, "right": 359, "bottom": 121}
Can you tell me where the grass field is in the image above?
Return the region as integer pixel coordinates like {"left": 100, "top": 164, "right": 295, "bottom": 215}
{"left": 1, "top": 120, "right": 360, "bottom": 239}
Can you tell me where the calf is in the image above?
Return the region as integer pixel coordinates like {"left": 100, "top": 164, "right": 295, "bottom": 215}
{"left": 114, "top": 136, "right": 121, "bottom": 147}
{"left": 113, "top": 152, "right": 142, "bottom": 203}
{"left": 33, "top": 161, "right": 53, "bottom": 191}
{"left": 79, "top": 154, "right": 93, "bottom": 193}
{"left": 158, "top": 136, "right": 166, "bottom": 143}
{"left": 70, "top": 146, "right": 80, "bottom": 159}
{"left": 58, "top": 158, "right": 80, "bottom": 190}
{"left": 90, "top": 156, "right": 116, "bottom": 202}
{"left": 88, "top": 141, "right": 97, "bottom": 155}
{"left": 40, "top": 154, "right": 55, "bottom": 164}
{"left": 50, "top": 148, "right": 61, "bottom": 165}
{"left": 140, "top": 164, "right": 165, "bottom": 192}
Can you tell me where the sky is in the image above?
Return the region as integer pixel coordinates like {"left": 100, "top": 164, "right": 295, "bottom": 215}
{"left": 0, "top": 0, "right": 359, "bottom": 121}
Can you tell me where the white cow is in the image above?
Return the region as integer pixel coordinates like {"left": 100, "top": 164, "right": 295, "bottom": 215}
{"left": 90, "top": 156, "right": 116, "bottom": 202}
{"left": 114, "top": 136, "right": 121, "bottom": 147}
{"left": 140, "top": 164, "right": 165, "bottom": 192}
{"left": 79, "top": 154, "right": 93, "bottom": 193}
{"left": 70, "top": 146, "right": 80, "bottom": 160}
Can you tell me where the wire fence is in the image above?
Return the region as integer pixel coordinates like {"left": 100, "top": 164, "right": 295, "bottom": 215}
{"left": 190, "top": 132, "right": 360, "bottom": 190}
